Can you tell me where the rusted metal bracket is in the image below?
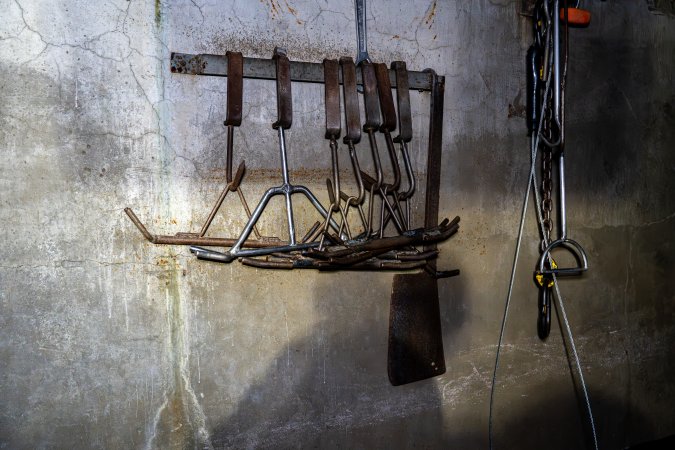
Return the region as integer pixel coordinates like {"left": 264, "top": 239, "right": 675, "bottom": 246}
{"left": 170, "top": 53, "right": 435, "bottom": 91}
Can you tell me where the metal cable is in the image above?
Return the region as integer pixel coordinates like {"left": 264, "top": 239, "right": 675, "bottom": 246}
{"left": 489, "top": 2, "right": 597, "bottom": 444}
{"left": 530, "top": 130, "right": 599, "bottom": 450}
{"left": 488, "top": 51, "right": 553, "bottom": 449}
{"left": 529, "top": 151, "right": 599, "bottom": 450}
{"left": 529, "top": 1, "right": 599, "bottom": 445}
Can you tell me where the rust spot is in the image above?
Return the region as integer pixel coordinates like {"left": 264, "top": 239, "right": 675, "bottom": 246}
{"left": 284, "top": 0, "right": 304, "bottom": 24}
{"left": 264, "top": 0, "right": 281, "bottom": 19}
{"left": 170, "top": 54, "right": 206, "bottom": 75}
{"left": 392, "top": 34, "right": 400, "bottom": 39}
{"left": 424, "top": 0, "right": 437, "bottom": 29}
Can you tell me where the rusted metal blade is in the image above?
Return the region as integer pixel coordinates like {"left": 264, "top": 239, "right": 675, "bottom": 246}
{"left": 388, "top": 271, "right": 445, "bottom": 386}
{"left": 272, "top": 47, "right": 292, "bottom": 130}
{"left": 323, "top": 59, "right": 341, "bottom": 139}
{"left": 340, "top": 57, "right": 361, "bottom": 144}
{"left": 388, "top": 70, "right": 451, "bottom": 386}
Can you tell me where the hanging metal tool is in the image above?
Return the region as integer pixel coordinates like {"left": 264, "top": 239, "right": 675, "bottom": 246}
{"left": 389, "top": 71, "right": 459, "bottom": 386}
{"left": 363, "top": 61, "right": 409, "bottom": 237}
{"left": 360, "top": 61, "right": 384, "bottom": 236}
{"left": 190, "top": 48, "right": 339, "bottom": 263}
{"left": 374, "top": 61, "right": 416, "bottom": 234}
{"left": 392, "top": 61, "right": 417, "bottom": 230}
{"left": 318, "top": 58, "right": 352, "bottom": 249}
{"left": 334, "top": 56, "right": 369, "bottom": 236}
{"left": 530, "top": 0, "right": 590, "bottom": 339}
{"left": 359, "top": 60, "right": 408, "bottom": 237}
{"left": 124, "top": 51, "right": 280, "bottom": 248}
{"left": 198, "top": 51, "right": 263, "bottom": 240}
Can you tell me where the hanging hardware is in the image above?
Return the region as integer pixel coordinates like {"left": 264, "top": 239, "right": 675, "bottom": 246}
{"left": 491, "top": 3, "right": 597, "bottom": 448}
{"left": 529, "top": 0, "right": 590, "bottom": 339}
{"left": 334, "top": 56, "right": 369, "bottom": 237}
{"left": 359, "top": 60, "right": 385, "bottom": 236}
{"left": 317, "top": 59, "right": 351, "bottom": 250}
{"left": 128, "top": 50, "right": 459, "bottom": 282}
{"left": 189, "top": 48, "right": 340, "bottom": 264}
{"left": 124, "top": 51, "right": 280, "bottom": 248}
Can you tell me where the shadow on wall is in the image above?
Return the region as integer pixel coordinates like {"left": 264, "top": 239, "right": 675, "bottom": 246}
{"left": 208, "top": 271, "right": 468, "bottom": 449}
{"left": 205, "top": 268, "right": 656, "bottom": 449}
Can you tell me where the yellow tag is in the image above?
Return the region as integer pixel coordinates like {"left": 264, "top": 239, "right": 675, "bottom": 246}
{"left": 535, "top": 273, "right": 545, "bottom": 287}
{"left": 535, "top": 267, "right": 555, "bottom": 288}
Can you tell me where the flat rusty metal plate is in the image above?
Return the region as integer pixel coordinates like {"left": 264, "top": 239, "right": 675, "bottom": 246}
{"left": 388, "top": 272, "right": 446, "bottom": 386}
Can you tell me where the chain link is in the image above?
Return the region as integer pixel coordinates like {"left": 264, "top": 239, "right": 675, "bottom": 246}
{"left": 534, "top": 1, "right": 555, "bottom": 252}
{"left": 541, "top": 147, "right": 553, "bottom": 250}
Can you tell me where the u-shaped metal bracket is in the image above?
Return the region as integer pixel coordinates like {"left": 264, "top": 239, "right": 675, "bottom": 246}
{"left": 537, "top": 237, "right": 588, "bottom": 276}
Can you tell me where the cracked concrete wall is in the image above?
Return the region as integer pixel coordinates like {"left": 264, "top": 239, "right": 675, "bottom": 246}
{"left": 1, "top": 0, "right": 673, "bottom": 449}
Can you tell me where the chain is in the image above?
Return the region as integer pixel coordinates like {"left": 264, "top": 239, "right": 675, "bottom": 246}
{"left": 541, "top": 147, "right": 553, "bottom": 250}
{"left": 535, "top": 0, "right": 554, "bottom": 251}
{"left": 539, "top": 42, "right": 554, "bottom": 250}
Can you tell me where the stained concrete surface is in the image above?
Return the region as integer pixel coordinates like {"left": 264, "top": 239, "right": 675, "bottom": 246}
{"left": 1, "top": 0, "right": 674, "bottom": 449}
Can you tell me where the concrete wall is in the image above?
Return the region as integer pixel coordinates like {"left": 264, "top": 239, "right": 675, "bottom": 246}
{"left": 1, "top": 0, "right": 673, "bottom": 448}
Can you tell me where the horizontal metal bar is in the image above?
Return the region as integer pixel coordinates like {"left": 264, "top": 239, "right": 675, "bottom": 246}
{"left": 170, "top": 53, "right": 434, "bottom": 91}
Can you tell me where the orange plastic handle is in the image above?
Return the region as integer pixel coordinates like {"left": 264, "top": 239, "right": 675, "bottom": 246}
{"left": 560, "top": 7, "right": 591, "bottom": 26}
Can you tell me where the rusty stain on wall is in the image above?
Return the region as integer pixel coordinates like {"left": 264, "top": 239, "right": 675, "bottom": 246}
{"left": 424, "top": 0, "right": 437, "bottom": 29}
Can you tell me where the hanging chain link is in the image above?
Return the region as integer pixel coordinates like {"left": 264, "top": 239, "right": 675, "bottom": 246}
{"left": 541, "top": 147, "right": 553, "bottom": 249}
{"left": 541, "top": 86, "right": 554, "bottom": 250}
{"left": 536, "top": 1, "right": 554, "bottom": 252}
